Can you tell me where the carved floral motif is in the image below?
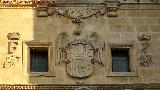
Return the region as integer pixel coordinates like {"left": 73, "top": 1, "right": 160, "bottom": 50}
{"left": 37, "top": 6, "right": 107, "bottom": 23}
{"left": 36, "top": 1, "right": 121, "bottom": 22}
{"left": 3, "top": 54, "right": 20, "bottom": 68}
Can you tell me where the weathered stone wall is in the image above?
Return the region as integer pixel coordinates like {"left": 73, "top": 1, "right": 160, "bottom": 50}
{"left": 0, "top": 9, "right": 34, "bottom": 84}
{"left": 0, "top": 7, "right": 160, "bottom": 86}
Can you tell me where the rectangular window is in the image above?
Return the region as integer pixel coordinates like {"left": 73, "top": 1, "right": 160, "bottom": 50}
{"left": 112, "top": 49, "right": 130, "bottom": 72}
{"left": 30, "top": 47, "right": 48, "bottom": 72}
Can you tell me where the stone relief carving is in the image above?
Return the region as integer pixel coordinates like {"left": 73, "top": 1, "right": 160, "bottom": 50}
{"left": 3, "top": 54, "right": 20, "bottom": 68}
{"left": 139, "top": 54, "right": 152, "bottom": 67}
{"left": 35, "top": 0, "right": 160, "bottom": 20}
{"left": 36, "top": 1, "right": 121, "bottom": 22}
{"left": 138, "top": 33, "right": 151, "bottom": 41}
{"left": 56, "top": 26, "right": 105, "bottom": 79}
{"left": 138, "top": 33, "right": 152, "bottom": 67}
{"left": 140, "top": 42, "right": 150, "bottom": 53}
{"left": 7, "top": 32, "right": 20, "bottom": 40}
{"left": 8, "top": 41, "right": 19, "bottom": 54}
{"left": 3, "top": 32, "right": 21, "bottom": 68}
{"left": 37, "top": 4, "right": 49, "bottom": 17}
{"left": 37, "top": 5, "right": 107, "bottom": 23}
{"left": 105, "top": 0, "right": 120, "bottom": 17}
{"left": 7, "top": 32, "right": 20, "bottom": 54}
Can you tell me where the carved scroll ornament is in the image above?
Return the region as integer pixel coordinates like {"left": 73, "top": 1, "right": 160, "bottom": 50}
{"left": 37, "top": 6, "right": 107, "bottom": 23}
{"left": 37, "top": 1, "right": 120, "bottom": 22}
{"left": 56, "top": 27, "right": 105, "bottom": 78}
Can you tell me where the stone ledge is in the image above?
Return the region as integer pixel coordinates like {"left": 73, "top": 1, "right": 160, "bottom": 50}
{"left": 0, "top": 2, "right": 160, "bottom": 10}
{"left": 0, "top": 84, "right": 159, "bottom": 90}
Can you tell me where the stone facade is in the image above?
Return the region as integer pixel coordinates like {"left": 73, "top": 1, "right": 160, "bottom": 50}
{"left": 0, "top": 0, "right": 160, "bottom": 89}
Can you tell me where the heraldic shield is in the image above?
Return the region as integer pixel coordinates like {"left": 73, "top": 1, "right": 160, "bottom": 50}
{"left": 56, "top": 27, "right": 105, "bottom": 78}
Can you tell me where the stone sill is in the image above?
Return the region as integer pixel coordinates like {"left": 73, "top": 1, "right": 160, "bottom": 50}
{"left": 29, "top": 72, "right": 55, "bottom": 77}
{"left": 106, "top": 72, "right": 138, "bottom": 77}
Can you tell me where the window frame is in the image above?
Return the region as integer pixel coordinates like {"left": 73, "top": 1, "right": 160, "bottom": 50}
{"left": 106, "top": 42, "right": 138, "bottom": 77}
{"left": 111, "top": 49, "right": 130, "bottom": 72}
{"left": 30, "top": 47, "right": 49, "bottom": 72}
{"left": 23, "top": 41, "right": 55, "bottom": 77}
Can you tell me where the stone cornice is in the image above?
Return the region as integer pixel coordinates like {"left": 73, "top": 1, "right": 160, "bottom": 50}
{"left": 0, "top": 1, "right": 160, "bottom": 22}
{"left": 120, "top": 3, "right": 160, "bottom": 10}
{"left": 0, "top": 1, "right": 160, "bottom": 9}
{"left": 34, "top": 1, "right": 160, "bottom": 21}
{"left": 0, "top": 84, "right": 159, "bottom": 90}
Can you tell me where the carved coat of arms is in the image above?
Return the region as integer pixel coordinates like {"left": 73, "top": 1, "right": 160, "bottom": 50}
{"left": 56, "top": 27, "right": 105, "bottom": 78}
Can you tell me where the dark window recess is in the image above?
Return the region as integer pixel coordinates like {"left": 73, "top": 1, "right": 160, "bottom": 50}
{"left": 30, "top": 47, "right": 48, "bottom": 72}
{"left": 112, "top": 49, "right": 130, "bottom": 72}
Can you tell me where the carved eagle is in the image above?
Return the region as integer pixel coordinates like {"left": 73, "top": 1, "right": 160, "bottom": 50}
{"left": 55, "top": 28, "right": 105, "bottom": 66}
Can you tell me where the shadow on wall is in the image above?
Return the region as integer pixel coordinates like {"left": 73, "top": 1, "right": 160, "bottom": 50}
{"left": 28, "top": 7, "right": 78, "bottom": 85}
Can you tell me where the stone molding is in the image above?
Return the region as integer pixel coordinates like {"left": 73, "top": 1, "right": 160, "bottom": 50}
{"left": 106, "top": 42, "right": 138, "bottom": 77}
{"left": 23, "top": 40, "right": 55, "bottom": 77}
{"left": 0, "top": 1, "right": 159, "bottom": 9}
{"left": 25, "top": 40, "right": 52, "bottom": 46}
{"left": 120, "top": 3, "right": 160, "bottom": 10}
{"left": 34, "top": 1, "right": 160, "bottom": 22}
{"left": 0, "top": 84, "right": 159, "bottom": 90}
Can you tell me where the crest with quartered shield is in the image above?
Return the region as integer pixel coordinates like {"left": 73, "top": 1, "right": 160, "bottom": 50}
{"left": 56, "top": 27, "right": 105, "bottom": 78}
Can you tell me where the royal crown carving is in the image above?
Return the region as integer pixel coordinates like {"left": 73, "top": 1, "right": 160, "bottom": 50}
{"left": 7, "top": 32, "right": 20, "bottom": 40}
{"left": 138, "top": 33, "right": 151, "bottom": 41}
